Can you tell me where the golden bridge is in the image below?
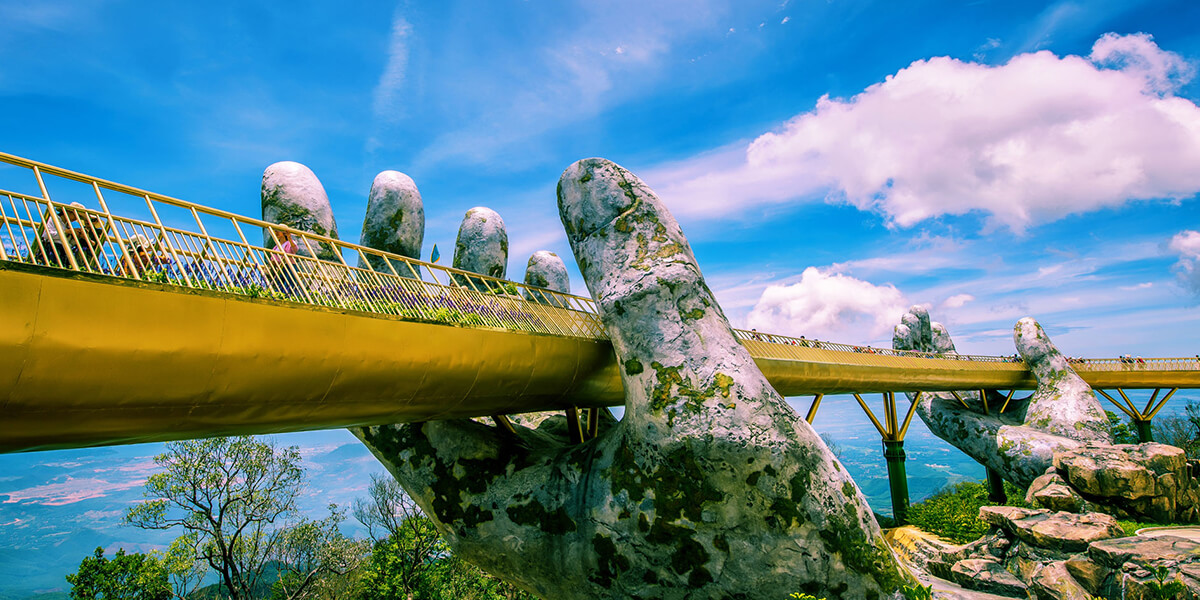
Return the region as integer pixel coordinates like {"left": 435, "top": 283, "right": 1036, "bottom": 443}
{"left": 1, "top": 150, "right": 1197, "bottom": 462}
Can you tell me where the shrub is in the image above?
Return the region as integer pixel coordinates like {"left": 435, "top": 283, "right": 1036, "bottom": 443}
{"left": 906, "top": 480, "right": 1027, "bottom": 544}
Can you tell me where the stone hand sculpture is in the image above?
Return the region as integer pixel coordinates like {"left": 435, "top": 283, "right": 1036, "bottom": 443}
{"left": 260, "top": 161, "right": 340, "bottom": 260}
{"left": 354, "top": 158, "right": 912, "bottom": 599}
{"left": 359, "top": 170, "right": 424, "bottom": 276}
{"left": 893, "top": 307, "right": 1111, "bottom": 488}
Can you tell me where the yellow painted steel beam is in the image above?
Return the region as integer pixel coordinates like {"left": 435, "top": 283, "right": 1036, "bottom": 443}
{"left": 2, "top": 263, "right": 1198, "bottom": 453}
{"left": 804, "top": 394, "right": 824, "bottom": 424}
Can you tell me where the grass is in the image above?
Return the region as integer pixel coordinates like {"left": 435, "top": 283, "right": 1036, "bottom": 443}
{"left": 906, "top": 480, "right": 1028, "bottom": 544}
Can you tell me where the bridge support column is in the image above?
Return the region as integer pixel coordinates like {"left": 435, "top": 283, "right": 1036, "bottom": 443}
{"left": 853, "top": 391, "right": 923, "bottom": 526}
{"left": 986, "top": 468, "right": 1007, "bottom": 504}
{"left": 882, "top": 440, "right": 910, "bottom": 525}
{"left": 1135, "top": 419, "right": 1154, "bottom": 443}
{"left": 1095, "top": 388, "right": 1176, "bottom": 445}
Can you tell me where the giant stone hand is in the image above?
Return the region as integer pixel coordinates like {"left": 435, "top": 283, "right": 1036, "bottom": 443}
{"left": 354, "top": 158, "right": 912, "bottom": 599}
{"left": 893, "top": 307, "right": 1111, "bottom": 488}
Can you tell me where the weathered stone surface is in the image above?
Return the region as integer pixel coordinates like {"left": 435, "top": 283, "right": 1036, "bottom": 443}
{"left": 950, "top": 558, "right": 1028, "bottom": 597}
{"left": 353, "top": 158, "right": 913, "bottom": 599}
{"left": 1055, "top": 443, "right": 1200, "bottom": 523}
{"left": 980, "top": 508, "right": 1123, "bottom": 552}
{"left": 1034, "top": 483, "right": 1086, "bottom": 513}
{"left": 452, "top": 207, "right": 508, "bottom": 281}
{"left": 1088, "top": 534, "right": 1200, "bottom": 570}
{"left": 1056, "top": 446, "right": 1159, "bottom": 500}
{"left": 1063, "top": 557, "right": 1108, "bottom": 596}
{"left": 885, "top": 525, "right": 964, "bottom": 572}
{"left": 261, "top": 161, "right": 339, "bottom": 259}
{"left": 980, "top": 506, "right": 1046, "bottom": 528}
{"left": 522, "top": 250, "right": 570, "bottom": 305}
{"left": 1028, "top": 561, "right": 1090, "bottom": 600}
{"left": 1015, "top": 318, "right": 1110, "bottom": 444}
{"left": 893, "top": 310, "right": 1111, "bottom": 488}
{"left": 358, "top": 170, "right": 424, "bottom": 275}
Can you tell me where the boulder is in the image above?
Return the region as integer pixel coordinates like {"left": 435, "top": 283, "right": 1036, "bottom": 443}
{"left": 261, "top": 161, "right": 339, "bottom": 259}
{"left": 979, "top": 507, "right": 1124, "bottom": 552}
{"left": 1063, "top": 557, "right": 1109, "bottom": 596}
{"left": 1088, "top": 534, "right": 1200, "bottom": 570}
{"left": 353, "top": 158, "right": 914, "bottom": 599}
{"left": 358, "top": 170, "right": 424, "bottom": 276}
{"left": 1033, "top": 483, "right": 1085, "bottom": 513}
{"left": 1054, "top": 443, "right": 1199, "bottom": 523}
{"left": 950, "top": 558, "right": 1028, "bottom": 597}
{"left": 452, "top": 207, "right": 508, "bottom": 285}
{"left": 1028, "top": 561, "right": 1090, "bottom": 600}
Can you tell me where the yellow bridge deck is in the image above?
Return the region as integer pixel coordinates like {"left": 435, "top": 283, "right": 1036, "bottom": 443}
{"left": 0, "top": 152, "right": 1196, "bottom": 453}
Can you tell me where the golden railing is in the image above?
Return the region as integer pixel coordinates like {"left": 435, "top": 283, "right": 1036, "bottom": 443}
{"left": 0, "top": 150, "right": 1196, "bottom": 374}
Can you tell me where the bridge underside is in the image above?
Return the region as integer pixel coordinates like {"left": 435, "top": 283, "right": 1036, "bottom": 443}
{"left": 3, "top": 264, "right": 1198, "bottom": 453}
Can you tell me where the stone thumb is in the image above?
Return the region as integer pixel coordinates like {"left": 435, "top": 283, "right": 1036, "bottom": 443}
{"left": 557, "top": 158, "right": 777, "bottom": 435}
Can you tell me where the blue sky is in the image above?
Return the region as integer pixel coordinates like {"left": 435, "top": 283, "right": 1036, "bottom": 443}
{"left": 3, "top": 0, "right": 1198, "bottom": 358}
{"left": 2, "top": 2, "right": 1200, "bottom": 593}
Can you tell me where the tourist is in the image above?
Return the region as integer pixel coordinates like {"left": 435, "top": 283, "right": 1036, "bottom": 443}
{"left": 270, "top": 228, "right": 301, "bottom": 295}
{"left": 125, "top": 234, "right": 169, "bottom": 277}
{"left": 37, "top": 202, "right": 86, "bottom": 267}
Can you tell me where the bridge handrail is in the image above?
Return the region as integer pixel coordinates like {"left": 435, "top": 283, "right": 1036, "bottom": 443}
{"left": 0, "top": 151, "right": 611, "bottom": 339}
{"left": 1, "top": 151, "right": 1197, "bottom": 373}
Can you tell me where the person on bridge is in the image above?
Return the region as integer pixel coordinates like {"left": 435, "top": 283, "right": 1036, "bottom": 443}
{"left": 36, "top": 202, "right": 87, "bottom": 268}
{"left": 124, "top": 234, "right": 169, "bottom": 278}
{"left": 268, "top": 228, "right": 302, "bottom": 295}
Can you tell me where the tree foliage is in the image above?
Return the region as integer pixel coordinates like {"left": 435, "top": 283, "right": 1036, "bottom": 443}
{"left": 66, "top": 547, "right": 170, "bottom": 600}
{"left": 353, "top": 473, "right": 533, "bottom": 600}
{"left": 1153, "top": 401, "right": 1200, "bottom": 458}
{"left": 125, "top": 436, "right": 361, "bottom": 600}
{"left": 1105, "top": 410, "right": 1140, "bottom": 445}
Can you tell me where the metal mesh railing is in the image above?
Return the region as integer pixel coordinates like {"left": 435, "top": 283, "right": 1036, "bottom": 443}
{"left": 0, "top": 150, "right": 1196, "bottom": 373}
{"left": 0, "top": 152, "right": 606, "bottom": 339}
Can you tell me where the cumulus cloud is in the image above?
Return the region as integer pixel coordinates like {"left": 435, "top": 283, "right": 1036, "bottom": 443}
{"left": 1170, "top": 229, "right": 1200, "bottom": 296}
{"left": 746, "top": 267, "right": 907, "bottom": 342}
{"left": 647, "top": 33, "right": 1200, "bottom": 231}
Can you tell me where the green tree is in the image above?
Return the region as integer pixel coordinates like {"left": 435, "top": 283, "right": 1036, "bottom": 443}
{"left": 1153, "top": 401, "right": 1200, "bottom": 458}
{"left": 269, "top": 506, "right": 367, "bottom": 600}
{"left": 125, "top": 436, "right": 359, "bottom": 600}
{"left": 353, "top": 474, "right": 533, "bottom": 600}
{"left": 66, "top": 547, "right": 170, "bottom": 600}
{"left": 1106, "top": 410, "right": 1140, "bottom": 445}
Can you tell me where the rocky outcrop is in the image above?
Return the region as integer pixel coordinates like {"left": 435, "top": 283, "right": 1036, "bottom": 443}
{"left": 1040, "top": 443, "right": 1200, "bottom": 523}
{"left": 978, "top": 507, "right": 1124, "bottom": 552}
{"left": 522, "top": 250, "right": 570, "bottom": 305}
{"left": 358, "top": 170, "right": 424, "bottom": 277}
{"left": 452, "top": 207, "right": 508, "bottom": 285}
{"left": 892, "top": 309, "right": 1111, "bottom": 488}
{"left": 261, "top": 161, "right": 339, "bottom": 260}
{"left": 354, "top": 158, "right": 913, "bottom": 599}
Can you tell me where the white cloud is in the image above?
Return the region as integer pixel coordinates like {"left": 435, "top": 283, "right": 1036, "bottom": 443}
{"left": 372, "top": 10, "right": 413, "bottom": 124}
{"left": 746, "top": 267, "right": 907, "bottom": 342}
{"left": 1170, "top": 229, "right": 1200, "bottom": 296}
{"left": 942, "top": 293, "right": 975, "bottom": 308}
{"left": 646, "top": 33, "right": 1200, "bottom": 231}
{"left": 1090, "top": 32, "right": 1195, "bottom": 94}
{"left": 1119, "top": 282, "right": 1153, "bottom": 291}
